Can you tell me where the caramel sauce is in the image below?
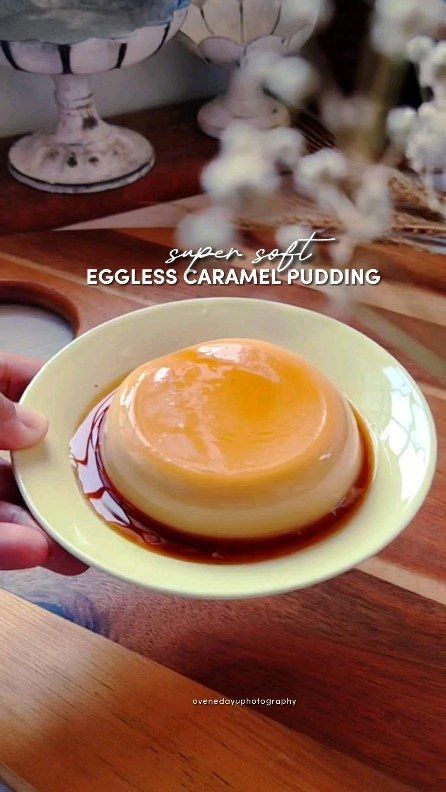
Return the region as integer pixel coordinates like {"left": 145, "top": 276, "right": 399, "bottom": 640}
{"left": 70, "top": 391, "right": 374, "bottom": 565}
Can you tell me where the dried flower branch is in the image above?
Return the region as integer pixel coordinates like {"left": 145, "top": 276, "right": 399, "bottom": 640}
{"left": 371, "top": 0, "right": 445, "bottom": 58}
{"left": 388, "top": 36, "right": 446, "bottom": 212}
{"left": 178, "top": 1, "right": 446, "bottom": 267}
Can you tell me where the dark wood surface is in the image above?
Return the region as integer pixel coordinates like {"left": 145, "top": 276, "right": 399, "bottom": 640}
{"left": 0, "top": 590, "right": 415, "bottom": 792}
{"left": 1, "top": 229, "right": 444, "bottom": 380}
{"left": 0, "top": 101, "right": 217, "bottom": 235}
{"left": 0, "top": 99, "right": 338, "bottom": 237}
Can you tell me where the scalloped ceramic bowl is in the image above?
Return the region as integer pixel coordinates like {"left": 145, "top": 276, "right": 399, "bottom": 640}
{"left": 179, "top": 0, "right": 321, "bottom": 137}
{"left": 13, "top": 298, "right": 437, "bottom": 599}
{"left": 0, "top": 0, "right": 189, "bottom": 192}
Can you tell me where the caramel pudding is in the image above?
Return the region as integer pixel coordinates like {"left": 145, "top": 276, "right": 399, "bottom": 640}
{"left": 98, "top": 339, "right": 363, "bottom": 541}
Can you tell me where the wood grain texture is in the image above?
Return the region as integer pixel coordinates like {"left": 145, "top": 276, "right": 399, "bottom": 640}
{"left": 0, "top": 567, "right": 444, "bottom": 790}
{"left": 0, "top": 101, "right": 217, "bottom": 236}
{"left": 239, "top": 205, "right": 446, "bottom": 296}
{"left": 0, "top": 104, "right": 330, "bottom": 237}
{"left": 0, "top": 136, "right": 444, "bottom": 790}
{"left": 0, "top": 231, "right": 444, "bottom": 598}
{"left": 0, "top": 590, "right": 413, "bottom": 792}
{"left": 0, "top": 231, "right": 445, "bottom": 383}
{"left": 0, "top": 255, "right": 139, "bottom": 335}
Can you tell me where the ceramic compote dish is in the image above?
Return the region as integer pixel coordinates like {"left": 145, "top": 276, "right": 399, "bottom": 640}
{"left": 179, "top": 0, "right": 322, "bottom": 137}
{"left": 0, "top": 0, "right": 189, "bottom": 192}
{"left": 13, "top": 299, "right": 437, "bottom": 599}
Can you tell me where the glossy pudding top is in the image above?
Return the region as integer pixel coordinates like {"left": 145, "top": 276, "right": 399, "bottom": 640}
{"left": 100, "top": 339, "right": 363, "bottom": 540}
{"left": 115, "top": 339, "right": 343, "bottom": 478}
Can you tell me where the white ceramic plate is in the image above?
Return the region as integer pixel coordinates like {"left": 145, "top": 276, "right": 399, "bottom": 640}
{"left": 13, "top": 298, "right": 437, "bottom": 599}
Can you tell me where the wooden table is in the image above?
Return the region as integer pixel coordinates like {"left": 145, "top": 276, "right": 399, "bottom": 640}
{"left": 0, "top": 590, "right": 413, "bottom": 792}
{"left": 0, "top": 103, "right": 445, "bottom": 791}
{"left": 0, "top": 101, "right": 217, "bottom": 236}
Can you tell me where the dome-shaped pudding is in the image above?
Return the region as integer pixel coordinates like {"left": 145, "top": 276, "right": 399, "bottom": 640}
{"left": 100, "top": 339, "right": 363, "bottom": 540}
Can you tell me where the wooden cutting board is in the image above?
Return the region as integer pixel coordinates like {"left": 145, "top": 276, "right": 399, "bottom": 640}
{"left": 0, "top": 103, "right": 445, "bottom": 791}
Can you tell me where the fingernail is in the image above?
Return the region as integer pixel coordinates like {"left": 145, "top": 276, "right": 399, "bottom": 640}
{"left": 16, "top": 406, "right": 48, "bottom": 434}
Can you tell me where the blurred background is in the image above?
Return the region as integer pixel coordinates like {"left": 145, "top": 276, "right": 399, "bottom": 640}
{"left": 0, "top": 0, "right": 420, "bottom": 139}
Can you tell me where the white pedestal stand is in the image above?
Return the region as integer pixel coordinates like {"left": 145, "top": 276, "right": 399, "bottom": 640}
{"left": 198, "top": 62, "right": 290, "bottom": 140}
{"left": 9, "top": 75, "right": 154, "bottom": 194}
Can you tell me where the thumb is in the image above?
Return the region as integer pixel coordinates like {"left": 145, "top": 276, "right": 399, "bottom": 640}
{"left": 0, "top": 393, "right": 48, "bottom": 451}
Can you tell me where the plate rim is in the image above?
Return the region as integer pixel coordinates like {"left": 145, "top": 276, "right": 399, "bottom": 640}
{"left": 12, "top": 297, "right": 438, "bottom": 599}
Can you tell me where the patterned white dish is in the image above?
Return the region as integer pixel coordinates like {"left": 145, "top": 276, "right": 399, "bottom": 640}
{"left": 0, "top": 1, "right": 189, "bottom": 192}
{"left": 179, "top": 0, "right": 320, "bottom": 137}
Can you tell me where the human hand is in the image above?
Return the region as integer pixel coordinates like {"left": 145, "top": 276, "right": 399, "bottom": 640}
{"left": 0, "top": 354, "right": 87, "bottom": 575}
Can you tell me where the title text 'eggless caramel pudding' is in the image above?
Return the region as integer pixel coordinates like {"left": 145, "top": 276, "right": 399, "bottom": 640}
{"left": 71, "top": 339, "right": 372, "bottom": 563}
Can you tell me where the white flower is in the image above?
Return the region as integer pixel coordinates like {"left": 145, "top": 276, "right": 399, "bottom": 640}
{"left": 177, "top": 206, "right": 236, "bottom": 250}
{"left": 296, "top": 155, "right": 393, "bottom": 264}
{"left": 418, "top": 101, "right": 438, "bottom": 121}
{"left": 276, "top": 223, "right": 316, "bottom": 265}
{"left": 215, "top": 119, "right": 304, "bottom": 193}
{"left": 430, "top": 42, "right": 446, "bottom": 77}
{"left": 354, "top": 166, "right": 393, "bottom": 239}
{"left": 407, "top": 36, "right": 435, "bottom": 67}
{"left": 263, "top": 127, "right": 305, "bottom": 171}
{"left": 398, "top": 35, "right": 446, "bottom": 184}
{"left": 264, "top": 56, "right": 316, "bottom": 107}
{"left": 220, "top": 121, "right": 265, "bottom": 157}
{"left": 242, "top": 50, "right": 282, "bottom": 84}
{"left": 406, "top": 105, "right": 446, "bottom": 173}
{"left": 330, "top": 166, "right": 393, "bottom": 264}
{"left": 407, "top": 36, "right": 436, "bottom": 88}
{"left": 276, "top": 223, "right": 313, "bottom": 251}
{"left": 297, "top": 149, "right": 348, "bottom": 193}
{"left": 371, "top": 0, "right": 445, "bottom": 58}
{"left": 296, "top": 151, "right": 352, "bottom": 225}
{"left": 201, "top": 147, "right": 280, "bottom": 206}
{"left": 408, "top": 38, "right": 446, "bottom": 94}
{"left": 387, "top": 107, "right": 417, "bottom": 147}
